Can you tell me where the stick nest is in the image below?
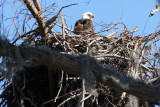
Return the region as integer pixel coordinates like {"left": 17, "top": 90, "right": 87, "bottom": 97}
{"left": 1, "top": 24, "right": 160, "bottom": 107}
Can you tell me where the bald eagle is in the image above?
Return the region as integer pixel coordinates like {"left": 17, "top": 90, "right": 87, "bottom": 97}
{"left": 74, "top": 12, "right": 95, "bottom": 35}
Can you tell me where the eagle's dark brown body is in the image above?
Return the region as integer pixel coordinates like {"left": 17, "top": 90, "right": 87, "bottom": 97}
{"left": 74, "top": 19, "right": 94, "bottom": 35}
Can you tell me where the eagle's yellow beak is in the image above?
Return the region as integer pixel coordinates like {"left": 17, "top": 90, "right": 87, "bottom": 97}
{"left": 91, "top": 15, "right": 95, "bottom": 18}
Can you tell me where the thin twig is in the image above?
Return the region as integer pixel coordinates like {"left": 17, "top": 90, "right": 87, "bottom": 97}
{"left": 13, "top": 19, "right": 21, "bottom": 39}
{"left": 81, "top": 94, "right": 92, "bottom": 103}
{"left": 57, "top": 93, "right": 81, "bottom": 107}
{"left": 105, "top": 29, "right": 119, "bottom": 37}
{"left": 42, "top": 89, "right": 81, "bottom": 105}
{"left": 81, "top": 79, "right": 85, "bottom": 107}
{"left": 54, "top": 71, "right": 64, "bottom": 102}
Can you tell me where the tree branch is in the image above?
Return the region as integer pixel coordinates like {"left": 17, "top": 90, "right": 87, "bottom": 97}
{"left": 23, "top": 0, "right": 47, "bottom": 39}
{"left": 0, "top": 39, "right": 160, "bottom": 104}
{"left": 12, "top": 3, "right": 78, "bottom": 44}
{"left": 33, "top": 0, "right": 41, "bottom": 11}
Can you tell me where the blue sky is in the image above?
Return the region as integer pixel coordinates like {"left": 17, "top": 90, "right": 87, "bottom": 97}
{"left": 52, "top": 0, "right": 160, "bottom": 36}
{"left": 1, "top": 0, "right": 160, "bottom": 38}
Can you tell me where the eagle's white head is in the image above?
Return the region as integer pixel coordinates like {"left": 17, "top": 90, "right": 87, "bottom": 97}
{"left": 82, "top": 12, "right": 95, "bottom": 20}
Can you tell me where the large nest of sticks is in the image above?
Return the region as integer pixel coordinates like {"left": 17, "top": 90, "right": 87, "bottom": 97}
{"left": 48, "top": 31, "right": 156, "bottom": 73}
{"left": 0, "top": 12, "right": 159, "bottom": 107}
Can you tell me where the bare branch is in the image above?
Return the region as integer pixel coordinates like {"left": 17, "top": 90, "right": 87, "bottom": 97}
{"left": 33, "top": 0, "right": 41, "bottom": 11}
{"left": 12, "top": 3, "right": 78, "bottom": 44}
{"left": 23, "top": 0, "right": 47, "bottom": 40}
{"left": 105, "top": 29, "right": 119, "bottom": 37}
{"left": 46, "top": 3, "right": 78, "bottom": 27}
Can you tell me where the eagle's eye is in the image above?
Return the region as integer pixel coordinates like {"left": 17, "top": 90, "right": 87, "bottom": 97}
{"left": 88, "top": 14, "right": 91, "bottom": 16}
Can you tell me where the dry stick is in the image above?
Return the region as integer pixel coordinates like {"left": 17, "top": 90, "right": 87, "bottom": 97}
{"left": 64, "top": 18, "right": 70, "bottom": 34}
{"left": 81, "top": 79, "right": 85, "bottom": 107}
{"left": 12, "top": 28, "right": 38, "bottom": 44}
{"left": 123, "top": 27, "right": 140, "bottom": 35}
{"left": 55, "top": 23, "right": 73, "bottom": 33}
{"left": 65, "top": 42, "right": 75, "bottom": 53}
{"left": 60, "top": 12, "right": 65, "bottom": 39}
{"left": 129, "top": 27, "right": 139, "bottom": 33}
{"left": 67, "top": 35, "right": 81, "bottom": 37}
{"left": 95, "top": 54, "right": 130, "bottom": 60}
{"left": 94, "top": 17, "right": 123, "bottom": 35}
{"left": 42, "top": 89, "right": 81, "bottom": 105}
{"left": 54, "top": 71, "right": 64, "bottom": 102}
{"left": 13, "top": 19, "right": 21, "bottom": 39}
{"left": 141, "top": 64, "right": 152, "bottom": 73}
{"left": 121, "top": 22, "right": 128, "bottom": 32}
{"left": 22, "top": 14, "right": 27, "bottom": 34}
{"left": 81, "top": 94, "right": 92, "bottom": 103}
{"left": 60, "top": 12, "right": 66, "bottom": 49}
{"left": 46, "top": 3, "right": 78, "bottom": 26}
{"left": 105, "top": 29, "right": 119, "bottom": 37}
{"left": 57, "top": 3, "right": 78, "bottom": 17}
{"left": 57, "top": 93, "right": 81, "bottom": 107}
{"left": 95, "top": 23, "right": 118, "bottom": 34}
{"left": 106, "top": 96, "right": 117, "bottom": 107}
{"left": 142, "top": 31, "right": 160, "bottom": 43}
{"left": 148, "top": 32, "right": 160, "bottom": 44}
